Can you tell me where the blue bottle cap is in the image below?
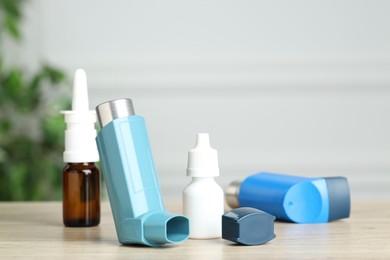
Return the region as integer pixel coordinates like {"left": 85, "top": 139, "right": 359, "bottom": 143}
{"left": 222, "top": 207, "right": 276, "bottom": 246}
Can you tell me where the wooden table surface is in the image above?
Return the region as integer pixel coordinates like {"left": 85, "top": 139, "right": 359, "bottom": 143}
{"left": 0, "top": 201, "right": 389, "bottom": 259}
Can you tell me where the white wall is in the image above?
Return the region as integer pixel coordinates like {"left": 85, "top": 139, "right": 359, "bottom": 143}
{"left": 17, "top": 0, "right": 390, "bottom": 200}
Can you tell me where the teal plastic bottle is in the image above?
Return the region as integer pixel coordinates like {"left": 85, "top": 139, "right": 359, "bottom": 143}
{"left": 95, "top": 98, "right": 189, "bottom": 246}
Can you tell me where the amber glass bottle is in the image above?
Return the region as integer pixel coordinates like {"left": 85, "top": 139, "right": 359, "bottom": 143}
{"left": 63, "top": 162, "right": 100, "bottom": 227}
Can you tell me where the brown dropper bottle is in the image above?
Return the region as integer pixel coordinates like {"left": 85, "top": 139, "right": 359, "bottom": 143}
{"left": 61, "top": 69, "right": 100, "bottom": 227}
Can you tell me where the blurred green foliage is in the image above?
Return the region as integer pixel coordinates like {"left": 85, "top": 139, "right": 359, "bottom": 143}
{"left": 0, "top": 0, "right": 69, "bottom": 200}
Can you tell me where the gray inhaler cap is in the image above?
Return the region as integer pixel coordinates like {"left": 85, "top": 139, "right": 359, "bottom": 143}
{"left": 324, "top": 176, "right": 351, "bottom": 221}
{"left": 222, "top": 207, "right": 276, "bottom": 246}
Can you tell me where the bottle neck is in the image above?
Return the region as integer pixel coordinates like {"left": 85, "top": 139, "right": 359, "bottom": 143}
{"left": 191, "top": 176, "right": 215, "bottom": 182}
{"left": 66, "top": 162, "right": 96, "bottom": 169}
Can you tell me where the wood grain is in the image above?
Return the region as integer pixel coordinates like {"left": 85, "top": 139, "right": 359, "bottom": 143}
{"left": 0, "top": 201, "right": 389, "bottom": 259}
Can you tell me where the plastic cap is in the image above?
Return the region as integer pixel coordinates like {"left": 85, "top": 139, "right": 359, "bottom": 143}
{"left": 61, "top": 69, "right": 99, "bottom": 163}
{"left": 324, "top": 177, "right": 351, "bottom": 221}
{"left": 222, "top": 207, "right": 276, "bottom": 246}
{"left": 186, "top": 133, "right": 219, "bottom": 177}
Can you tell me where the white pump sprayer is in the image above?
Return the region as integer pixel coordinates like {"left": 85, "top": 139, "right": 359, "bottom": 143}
{"left": 62, "top": 69, "right": 99, "bottom": 163}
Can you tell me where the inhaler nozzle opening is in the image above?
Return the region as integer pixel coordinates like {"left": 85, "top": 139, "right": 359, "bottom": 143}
{"left": 144, "top": 212, "right": 189, "bottom": 245}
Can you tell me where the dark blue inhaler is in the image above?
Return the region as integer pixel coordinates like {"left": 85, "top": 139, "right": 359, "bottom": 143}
{"left": 225, "top": 172, "right": 350, "bottom": 223}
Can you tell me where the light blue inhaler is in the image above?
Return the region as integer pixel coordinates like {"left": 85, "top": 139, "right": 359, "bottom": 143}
{"left": 225, "top": 172, "right": 350, "bottom": 223}
{"left": 95, "top": 98, "right": 189, "bottom": 246}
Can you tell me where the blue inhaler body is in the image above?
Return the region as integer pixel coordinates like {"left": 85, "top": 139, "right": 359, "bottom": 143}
{"left": 95, "top": 99, "right": 189, "bottom": 246}
{"left": 225, "top": 172, "right": 350, "bottom": 223}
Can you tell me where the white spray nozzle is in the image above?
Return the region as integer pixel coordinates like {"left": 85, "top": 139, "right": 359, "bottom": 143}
{"left": 194, "top": 133, "right": 210, "bottom": 148}
{"left": 186, "top": 133, "right": 219, "bottom": 177}
{"left": 62, "top": 69, "right": 99, "bottom": 163}
{"left": 72, "top": 69, "right": 89, "bottom": 112}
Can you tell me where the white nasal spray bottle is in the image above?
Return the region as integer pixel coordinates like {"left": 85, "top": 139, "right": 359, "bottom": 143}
{"left": 183, "top": 133, "right": 224, "bottom": 239}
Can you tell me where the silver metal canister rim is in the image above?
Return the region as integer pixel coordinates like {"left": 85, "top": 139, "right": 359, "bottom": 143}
{"left": 96, "top": 98, "right": 135, "bottom": 128}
